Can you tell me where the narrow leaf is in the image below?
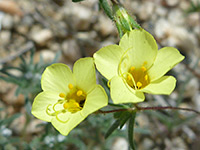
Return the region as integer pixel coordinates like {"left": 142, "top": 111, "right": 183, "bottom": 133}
{"left": 128, "top": 112, "right": 136, "bottom": 150}
{"left": 72, "top": 0, "right": 84, "bottom": 2}
{"left": 105, "top": 119, "right": 120, "bottom": 139}
{"left": 99, "top": 0, "right": 113, "bottom": 20}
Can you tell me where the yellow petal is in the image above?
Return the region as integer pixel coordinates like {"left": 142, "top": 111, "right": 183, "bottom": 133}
{"left": 119, "top": 29, "right": 158, "bottom": 69}
{"left": 73, "top": 57, "right": 96, "bottom": 93}
{"left": 94, "top": 45, "right": 124, "bottom": 80}
{"left": 141, "top": 76, "right": 176, "bottom": 95}
{"left": 148, "top": 47, "right": 185, "bottom": 82}
{"left": 110, "top": 76, "right": 145, "bottom": 104}
{"left": 81, "top": 85, "right": 108, "bottom": 116}
{"left": 31, "top": 91, "right": 59, "bottom": 122}
{"left": 51, "top": 111, "right": 85, "bottom": 136}
{"left": 41, "top": 63, "right": 75, "bottom": 93}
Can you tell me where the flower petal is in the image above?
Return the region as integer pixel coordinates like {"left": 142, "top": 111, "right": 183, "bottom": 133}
{"left": 31, "top": 91, "right": 59, "bottom": 122}
{"left": 94, "top": 45, "right": 124, "bottom": 80}
{"left": 73, "top": 57, "right": 96, "bottom": 93}
{"left": 148, "top": 47, "right": 185, "bottom": 82}
{"left": 81, "top": 85, "right": 108, "bottom": 116}
{"left": 51, "top": 85, "right": 108, "bottom": 136}
{"left": 119, "top": 29, "right": 158, "bottom": 69}
{"left": 41, "top": 63, "right": 75, "bottom": 93}
{"left": 110, "top": 76, "right": 145, "bottom": 104}
{"left": 141, "top": 76, "right": 176, "bottom": 95}
{"left": 51, "top": 111, "right": 85, "bottom": 136}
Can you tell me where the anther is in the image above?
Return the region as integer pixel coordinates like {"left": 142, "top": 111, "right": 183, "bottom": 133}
{"left": 77, "top": 90, "right": 83, "bottom": 96}
{"left": 63, "top": 102, "right": 69, "bottom": 109}
{"left": 127, "top": 75, "right": 132, "bottom": 80}
{"left": 130, "top": 66, "right": 135, "bottom": 71}
{"left": 68, "top": 83, "right": 73, "bottom": 89}
{"left": 59, "top": 93, "right": 66, "bottom": 98}
{"left": 141, "top": 66, "right": 147, "bottom": 72}
{"left": 137, "top": 82, "right": 142, "bottom": 89}
{"left": 145, "top": 75, "right": 148, "bottom": 81}
{"left": 143, "top": 61, "right": 147, "bottom": 65}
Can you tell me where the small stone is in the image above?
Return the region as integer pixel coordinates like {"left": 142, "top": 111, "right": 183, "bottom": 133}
{"left": 2, "top": 14, "right": 14, "bottom": 29}
{"left": 63, "top": 4, "right": 93, "bottom": 30}
{"left": 26, "top": 119, "right": 44, "bottom": 134}
{"left": 31, "top": 29, "right": 53, "bottom": 46}
{"left": 141, "top": 138, "right": 154, "bottom": 150}
{"left": 165, "top": 0, "right": 179, "bottom": 7}
{"left": 111, "top": 137, "right": 128, "bottom": 150}
{"left": 40, "top": 50, "right": 56, "bottom": 63}
{"left": 138, "top": 2, "right": 155, "bottom": 20}
{"left": 94, "top": 15, "right": 116, "bottom": 37}
{"left": 168, "top": 9, "right": 184, "bottom": 25}
{"left": 10, "top": 113, "right": 26, "bottom": 134}
{"left": 0, "top": 30, "right": 11, "bottom": 44}
{"left": 184, "top": 78, "right": 199, "bottom": 98}
{"left": 61, "top": 39, "right": 81, "bottom": 62}
{"left": 155, "top": 6, "right": 168, "bottom": 17}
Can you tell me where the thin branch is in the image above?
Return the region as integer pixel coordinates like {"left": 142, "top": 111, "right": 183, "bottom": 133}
{"left": 98, "top": 106, "right": 200, "bottom": 115}
{"left": 183, "top": 63, "right": 200, "bottom": 79}
{"left": 136, "top": 106, "right": 200, "bottom": 115}
{"left": 0, "top": 42, "right": 34, "bottom": 64}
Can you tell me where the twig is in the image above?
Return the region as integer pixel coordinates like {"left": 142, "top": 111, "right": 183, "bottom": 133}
{"left": 0, "top": 42, "right": 34, "bottom": 64}
{"left": 98, "top": 106, "right": 200, "bottom": 115}
{"left": 136, "top": 106, "right": 200, "bottom": 115}
{"left": 183, "top": 62, "right": 200, "bottom": 79}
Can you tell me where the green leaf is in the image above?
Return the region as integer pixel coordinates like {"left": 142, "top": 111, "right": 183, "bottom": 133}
{"left": 72, "top": 0, "right": 84, "bottom": 2}
{"left": 119, "top": 111, "right": 131, "bottom": 129}
{"left": 105, "top": 119, "right": 120, "bottom": 139}
{"left": 99, "top": 0, "right": 114, "bottom": 20}
{"left": 128, "top": 112, "right": 136, "bottom": 150}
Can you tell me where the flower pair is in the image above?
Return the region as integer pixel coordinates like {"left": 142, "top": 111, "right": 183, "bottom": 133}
{"left": 32, "top": 29, "right": 184, "bottom": 136}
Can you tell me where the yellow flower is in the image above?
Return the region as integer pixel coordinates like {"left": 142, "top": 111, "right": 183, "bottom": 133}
{"left": 31, "top": 57, "right": 108, "bottom": 135}
{"left": 94, "top": 29, "right": 184, "bottom": 104}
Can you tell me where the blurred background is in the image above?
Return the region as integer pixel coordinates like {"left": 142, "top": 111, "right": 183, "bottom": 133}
{"left": 0, "top": 0, "right": 200, "bottom": 149}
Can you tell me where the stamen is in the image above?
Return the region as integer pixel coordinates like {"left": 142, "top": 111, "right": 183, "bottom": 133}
{"left": 53, "top": 100, "right": 65, "bottom": 112}
{"left": 59, "top": 93, "right": 66, "bottom": 98}
{"left": 77, "top": 90, "right": 83, "bottom": 96}
{"left": 141, "top": 66, "right": 147, "bottom": 72}
{"left": 130, "top": 66, "right": 135, "bottom": 71}
{"left": 127, "top": 75, "right": 132, "bottom": 80}
{"left": 56, "top": 114, "right": 69, "bottom": 123}
{"left": 143, "top": 61, "right": 147, "bottom": 65}
{"left": 63, "top": 99, "right": 81, "bottom": 112}
{"left": 122, "top": 72, "right": 137, "bottom": 90}
{"left": 137, "top": 82, "right": 142, "bottom": 89}
{"left": 145, "top": 75, "right": 148, "bottom": 81}
{"left": 46, "top": 104, "right": 62, "bottom": 116}
{"left": 63, "top": 102, "right": 69, "bottom": 109}
{"left": 68, "top": 83, "right": 73, "bottom": 89}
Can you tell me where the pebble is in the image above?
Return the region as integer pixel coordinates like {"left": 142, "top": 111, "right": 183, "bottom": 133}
{"left": 94, "top": 15, "right": 116, "bottom": 37}
{"left": 61, "top": 39, "right": 81, "bottom": 62}
{"left": 111, "top": 137, "right": 128, "bottom": 150}
{"left": 31, "top": 29, "right": 53, "bottom": 46}
{"left": 138, "top": 2, "right": 155, "bottom": 20}
{"left": 0, "top": 30, "right": 11, "bottom": 44}
{"left": 40, "top": 49, "right": 56, "bottom": 62}
{"left": 63, "top": 4, "right": 93, "bottom": 30}
{"left": 165, "top": 0, "right": 179, "bottom": 7}
{"left": 1, "top": 14, "right": 14, "bottom": 29}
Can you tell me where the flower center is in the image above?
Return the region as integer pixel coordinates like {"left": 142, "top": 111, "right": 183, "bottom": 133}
{"left": 46, "top": 83, "right": 86, "bottom": 123}
{"left": 126, "top": 65, "right": 150, "bottom": 89}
